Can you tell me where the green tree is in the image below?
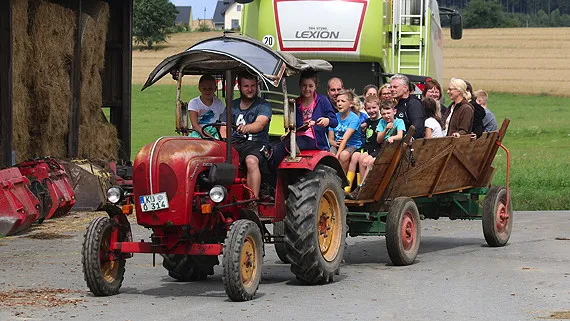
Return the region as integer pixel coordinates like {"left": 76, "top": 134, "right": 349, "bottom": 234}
{"left": 463, "top": 0, "right": 507, "bottom": 28}
{"left": 133, "top": 0, "right": 178, "bottom": 49}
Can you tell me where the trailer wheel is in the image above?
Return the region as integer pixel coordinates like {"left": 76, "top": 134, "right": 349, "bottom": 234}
{"left": 285, "top": 165, "right": 347, "bottom": 284}
{"left": 82, "top": 216, "right": 126, "bottom": 296}
{"left": 386, "top": 197, "right": 421, "bottom": 266}
{"left": 273, "top": 221, "right": 290, "bottom": 263}
{"left": 482, "top": 186, "right": 513, "bottom": 247}
{"left": 162, "top": 255, "right": 216, "bottom": 281}
{"left": 222, "top": 219, "right": 263, "bottom": 301}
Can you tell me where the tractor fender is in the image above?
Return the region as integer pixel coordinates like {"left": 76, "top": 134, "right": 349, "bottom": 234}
{"left": 102, "top": 204, "right": 133, "bottom": 245}
{"left": 274, "top": 151, "right": 348, "bottom": 221}
{"left": 277, "top": 151, "right": 348, "bottom": 186}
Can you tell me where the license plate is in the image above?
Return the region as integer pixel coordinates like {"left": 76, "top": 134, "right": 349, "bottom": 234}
{"left": 139, "top": 192, "right": 169, "bottom": 212}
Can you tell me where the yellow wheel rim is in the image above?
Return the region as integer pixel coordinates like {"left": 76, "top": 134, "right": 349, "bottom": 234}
{"left": 100, "top": 228, "right": 118, "bottom": 283}
{"left": 240, "top": 235, "right": 257, "bottom": 287}
{"left": 317, "top": 189, "right": 342, "bottom": 262}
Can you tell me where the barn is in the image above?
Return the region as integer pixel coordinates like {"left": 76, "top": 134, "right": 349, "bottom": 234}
{"left": 0, "top": 0, "right": 133, "bottom": 168}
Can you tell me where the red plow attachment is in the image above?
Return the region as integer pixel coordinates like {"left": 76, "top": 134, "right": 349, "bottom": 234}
{"left": 17, "top": 158, "right": 76, "bottom": 221}
{"left": 0, "top": 167, "right": 40, "bottom": 236}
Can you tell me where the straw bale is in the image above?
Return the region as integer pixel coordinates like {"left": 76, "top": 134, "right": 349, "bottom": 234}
{"left": 29, "top": 1, "right": 76, "bottom": 159}
{"left": 78, "top": 2, "right": 118, "bottom": 160}
{"left": 12, "top": 0, "right": 32, "bottom": 162}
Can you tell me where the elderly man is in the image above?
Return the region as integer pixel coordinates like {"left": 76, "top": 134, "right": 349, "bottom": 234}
{"left": 390, "top": 74, "right": 425, "bottom": 139}
{"left": 327, "top": 77, "right": 344, "bottom": 111}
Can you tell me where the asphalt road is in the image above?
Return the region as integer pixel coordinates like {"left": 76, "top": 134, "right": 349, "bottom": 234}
{"left": 0, "top": 211, "right": 568, "bottom": 321}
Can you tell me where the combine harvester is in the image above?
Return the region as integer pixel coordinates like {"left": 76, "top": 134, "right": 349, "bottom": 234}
{"left": 239, "top": 0, "right": 462, "bottom": 93}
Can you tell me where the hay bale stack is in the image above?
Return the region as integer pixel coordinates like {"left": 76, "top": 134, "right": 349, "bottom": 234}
{"left": 12, "top": 0, "right": 32, "bottom": 162}
{"left": 29, "top": 0, "right": 76, "bottom": 159}
{"left": 78, "top": 1, "right": 118, "bottom": 160}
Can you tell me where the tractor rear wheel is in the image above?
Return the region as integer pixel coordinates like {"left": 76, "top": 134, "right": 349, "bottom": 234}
{"left": 222, "top": 219, "right": 263, "bottom": 301}
{"left": 284, "top": 165, "right": 347, "bottom": 284}
{"left": 482, "top": 186, "right": 513, "bottom": 247}
{"left": 386, "top": 197, "right": 421, "bottom": 266}
{"left": 273, "top": 221, "right": 290, "bottom": 263}
{"left": 82, "top": 216, "right": 126, "bottom": 296}
{"left": 162, "top": 255, "right": 217, "bottom": 281}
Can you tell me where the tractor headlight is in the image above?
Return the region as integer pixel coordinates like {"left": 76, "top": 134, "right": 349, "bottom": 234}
{"left": 106, "top": 186, "right": 124, "bottom": 204}
{"left": 209, "top": 185, "right": 227, "bottom": 203}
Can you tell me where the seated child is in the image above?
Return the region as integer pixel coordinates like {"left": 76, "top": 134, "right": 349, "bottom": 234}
{"left": 188, "top": 74, "right": 226, "bottom": 138}
{"left": 376, "top": 102, "right": 405, "bottom": 144}
{"left": 422, "top": 97, "right": 445, "bottom": 138}
{"left": 328, "top": 89, "right": 362, "bottom": 191}
{"left": 347, "top": 96, "right": 383, "bottom": 194}
{"left": 270, "top": 71, "right": 337, "bottom": 170}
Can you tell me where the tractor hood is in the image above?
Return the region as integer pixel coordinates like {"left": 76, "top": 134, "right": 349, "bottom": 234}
{"left": 142, "top": 34, "right": 332, "bottom": 90}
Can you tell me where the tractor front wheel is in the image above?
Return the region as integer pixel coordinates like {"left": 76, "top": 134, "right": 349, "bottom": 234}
{"left": 82, "top": 216, "right": 126, "bottom": 296}
{"left": 386, "top": 197, "right": 421, "bottom": 266}
{"left": 222, "top": 219, "right": 263, "bottom": 301}
{"left": 284, "top": 165, "right": 347, "bottom": 284}
{"left": 482, "top": 186, "right": 513, "bottom": 247}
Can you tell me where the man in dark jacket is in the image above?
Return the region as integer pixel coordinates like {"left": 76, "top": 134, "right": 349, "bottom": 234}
{"left": 390, "top": 74, "right": 425, "bottom": 139}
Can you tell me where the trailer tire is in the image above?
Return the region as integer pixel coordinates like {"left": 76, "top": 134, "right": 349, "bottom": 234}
{"left": 222, "top": 219, "right": 263, "bottom": 301}
{"left": 82, "top": 216, "right": 126, "bottom": 296}
{"left": 284, "top": 165, "right": 347, "bottom": 284}
{"left": 162, "top": 255, "right": 216, "bottom": 282}
{"left": 386, "top": 197, "right": 421, "bottom": 266}
{"left": 273, "top": 221, "right": 290, "bottom": 263}
{"left": 482, "top": 186, "right": 513, "bottom": 247}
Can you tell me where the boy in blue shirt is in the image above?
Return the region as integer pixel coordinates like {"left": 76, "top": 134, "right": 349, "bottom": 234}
{"left": 328, "top": 89, "right": 362, "bottom": 192}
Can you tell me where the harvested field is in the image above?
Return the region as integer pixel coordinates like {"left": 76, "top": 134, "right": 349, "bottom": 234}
{"left": 133, "top": 28, "right": 570, "bottom": 96}
{"left": 132, "top": 31, "right": 222, "bottom": 85}
{"left": 442, "top": 28, "right": 570, "bottom": 96}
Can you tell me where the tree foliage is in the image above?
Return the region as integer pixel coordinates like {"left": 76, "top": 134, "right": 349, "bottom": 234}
{"left": 133, "top": 0, "right": 178, "bottom": 49}
{"left": 438, "top": 0, "right": 570, "bottom": 28}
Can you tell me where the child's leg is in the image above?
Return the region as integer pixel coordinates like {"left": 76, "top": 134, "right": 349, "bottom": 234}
{"left": 345, "top": 152, "right": 361, "bottom": 193}
{"left": 361, "top": 155, "right": 375, "bottom": 182}
{"left": 357, "top": 152, "right": 369, "bottom": 184}
{"left": 339, "top": 150, "right": 352, "bottom": 173}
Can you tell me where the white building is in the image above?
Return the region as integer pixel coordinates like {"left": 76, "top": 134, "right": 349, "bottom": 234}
{"left": 223, "top": 1, "right": 242, "bottom": 30}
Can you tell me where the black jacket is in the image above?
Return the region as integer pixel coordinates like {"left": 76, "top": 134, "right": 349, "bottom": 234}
{"left": 470, "top": 100, "right": 485, "bottom": 138}
{"left": 395, "top": 95, "right": 425, "bottom": 139}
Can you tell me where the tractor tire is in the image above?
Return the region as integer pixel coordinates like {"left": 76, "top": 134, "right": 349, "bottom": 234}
{"left": 273, "top": 221, "right": 290, "bottom": 264}
{"left": 222, "top": 219, "right": 263, "bottom": 301}
{"left": 386, "top": 197, "right": 421, "bottom": 266}
{"left": 162, "top": 254, "right": 217, "bottom": 282}
{"left": 284, "top": 165, "right": 347, "bottom": 284}
{"left": 482, "top": 186, "right": 513, "bottom": 247}
{"left": 82, "top": 216, "right": 126, "bottom": 296}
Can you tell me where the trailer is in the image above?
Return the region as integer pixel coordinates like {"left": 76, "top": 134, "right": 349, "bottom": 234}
{"left": 342, "top": 120, "right": 512, "bottom": 265}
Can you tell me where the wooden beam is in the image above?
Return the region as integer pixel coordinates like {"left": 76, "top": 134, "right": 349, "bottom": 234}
{"left": 0, "top": 0, "right": 13, "bottom": 167}
{"left": 119, "top": 0, "right": 133, "bottom": 161}
{"left": 68, "top": 0, "right": 82, "bottom": 158}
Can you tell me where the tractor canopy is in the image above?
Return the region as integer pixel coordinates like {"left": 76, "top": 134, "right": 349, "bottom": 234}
{"left": 141, "top": 34, "right": 332, "bottom": 90}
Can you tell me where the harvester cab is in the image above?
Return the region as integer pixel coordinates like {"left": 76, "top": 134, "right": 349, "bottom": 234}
{"left": 83, "top": 34, "right": 349, "bottom": 302}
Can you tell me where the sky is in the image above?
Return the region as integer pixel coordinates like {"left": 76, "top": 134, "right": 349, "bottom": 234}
{"left": 171, "top": 0, "right": 218, "bottom": 20}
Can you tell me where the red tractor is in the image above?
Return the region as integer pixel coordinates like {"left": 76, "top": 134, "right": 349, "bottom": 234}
{"left": 82, "top": 35, "right": 348, "bottom": 301}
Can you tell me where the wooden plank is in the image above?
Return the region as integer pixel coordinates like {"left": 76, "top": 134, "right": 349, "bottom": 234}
{"left": 476, "top": 119, "right": 510, "bottom": 186}
{"left": 0, "top": 0, "right": 13, "bottom": 167}
{"left": 428, "top": 139, "right": 456, "bottom": 196}
{"left": 120, "top": 0, "right": 133, "bottom": 161}
{"left": 451, "top": 147, "right": 479, "bottom": 179}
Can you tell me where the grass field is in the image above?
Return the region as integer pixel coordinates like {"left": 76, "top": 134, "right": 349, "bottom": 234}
{"left": 129, "top": 29, "right": 570, "bottom": 211}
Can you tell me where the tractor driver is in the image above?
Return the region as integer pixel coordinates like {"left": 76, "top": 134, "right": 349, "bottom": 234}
{"left": 231, "top": 71, "right": 272, "bottom": 199}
